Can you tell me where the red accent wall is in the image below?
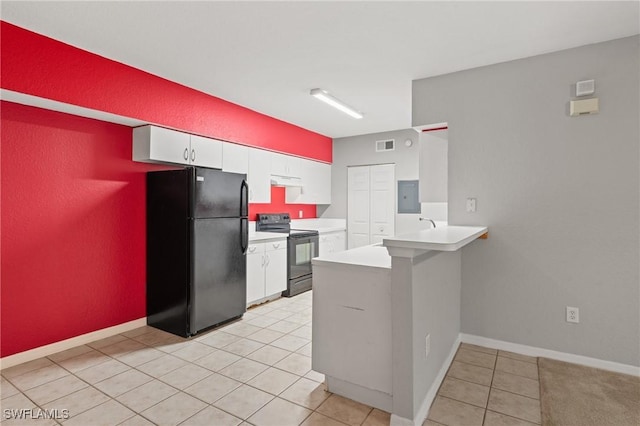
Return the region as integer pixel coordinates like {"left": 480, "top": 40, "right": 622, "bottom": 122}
{"left": 1, "top": 101, "right": 171, "bottom": 357}
{"left": 0, "top": 21, "right": 332, "bottom": 163}
{"left": 248, "top": 187, "right": 316, "bottom": 221}
{"left": 0, "top": 21, "right": 332, "bottom": 357}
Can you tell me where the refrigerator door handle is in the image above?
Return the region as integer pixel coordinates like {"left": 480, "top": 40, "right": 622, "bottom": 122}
{"left": 240, "top": 179, "right": 249, "bottom": 217}
{"left": 240, "top": 218, "right": 249, "bottom": 255}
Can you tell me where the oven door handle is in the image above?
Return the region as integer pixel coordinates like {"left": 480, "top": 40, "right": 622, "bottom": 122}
{"left": 289, "top": 235, "right": 318, "bottom": 244}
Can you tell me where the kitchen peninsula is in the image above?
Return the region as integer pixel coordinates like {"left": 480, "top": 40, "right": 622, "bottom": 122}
{"left": 312, "top": 225, "right": 487, "bottom": 426}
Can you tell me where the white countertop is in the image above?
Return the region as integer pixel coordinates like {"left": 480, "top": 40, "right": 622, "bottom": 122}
{"left": 383, "top": 225, "right": 488, "bottom": 252}
{"left": 249, "top": 231, "right": 287, "bottom": 243}
{"left": 312, "top": 244, "right": 391, "bottom": 269}
{"left": 290, "top": 218, "right": 346, "bottom": 234}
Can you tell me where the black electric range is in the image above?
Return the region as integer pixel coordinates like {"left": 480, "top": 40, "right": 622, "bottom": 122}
{"left": 256, "top": 213, "right": 319, "bottom": 297}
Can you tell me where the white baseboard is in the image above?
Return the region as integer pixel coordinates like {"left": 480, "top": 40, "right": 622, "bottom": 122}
{"left": 0, "top": 318, "right": 147, "bottom": 370}
{"left": 460, "top": 333, "right": 640, "bottom": 377}
{"left": 391, "top": 335, "right": 461, "bottom": 426}
{"left": 389, "top": 414, "right": 414, "bottom": 426}
{"left": 414, "top": 334, "right": 461, "bottom": 424}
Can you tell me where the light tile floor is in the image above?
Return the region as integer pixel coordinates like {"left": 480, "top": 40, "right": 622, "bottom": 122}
{"left": 426, "top": 343, "right": 541, "bottom": 426}
{"left": 1, "top": 291, "right": 390, "bottom": 426}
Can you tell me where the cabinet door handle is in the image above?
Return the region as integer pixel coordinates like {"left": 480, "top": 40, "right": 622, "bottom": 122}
{"left": 265, "top": 254, "right": 270, "bottom": 267}
{"left": 261, "top": 254, "right": 265, "bottom": 266}
{"left": 272, "top": 243, "right": 280, "bottom": 249}
{"left": 183, "top": 148, "right": 189, "bottom": 161}
{"left": 191, "top": 149, "right": 196, "bottom": 162}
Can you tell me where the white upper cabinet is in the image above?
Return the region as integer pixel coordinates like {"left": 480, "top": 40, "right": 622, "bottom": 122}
{"left": 134, "top": 125, "right": 332, "bottom": 206}
{"left": 312, "top": 161, "right": 332, "bottom": 204}
{"left": 222, "top": 142, "right": 249, "bottom": 174}
{"left": 133, "top": 125, "right": 190, "bottom": 164}
{"left": 286, "top": 158, "right": 331, "bottom": 205}
{"left": 133, "top": 125, "right": 222, "bottom": 168}
{"left": 190, "top": 135, "right": 222, "bottom": 169}
{"left": 271, "top": 152, "right": 301, "bottom": 177}
{"left": 247, "top": 148, "right": 271, "bottom": 203}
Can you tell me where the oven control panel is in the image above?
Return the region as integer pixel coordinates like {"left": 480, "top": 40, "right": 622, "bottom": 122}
{"left": 257, "top": 213, "right": 290, "bottom": 225}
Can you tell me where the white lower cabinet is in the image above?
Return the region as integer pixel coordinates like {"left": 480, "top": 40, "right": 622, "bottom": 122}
{"left": 246, "top": 240, "right": 287, "bottom": 305}
{"left": 318, "top": 231, "right": 347, "bottom": 257}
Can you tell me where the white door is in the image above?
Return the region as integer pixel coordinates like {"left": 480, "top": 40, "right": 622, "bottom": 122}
{"left": 348, "top": 166, "right": 371, "bottom": 249}
{"left": 369, "top": 164, "right": 395, "bottom": 244}
{"left": 347, "top": 164, "right": 395, "bottom": 249}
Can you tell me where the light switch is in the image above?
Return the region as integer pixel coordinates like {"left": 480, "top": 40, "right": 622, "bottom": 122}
{"left": 466, "top": 198, "right": 477, "bottom": 213}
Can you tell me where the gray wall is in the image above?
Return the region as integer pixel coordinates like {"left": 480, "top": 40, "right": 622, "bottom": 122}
{"left": 412, "top": 36, "right": 639, "bottom": 366}
{"left": 320, "top": 128, "right": 447, "bottom": 235}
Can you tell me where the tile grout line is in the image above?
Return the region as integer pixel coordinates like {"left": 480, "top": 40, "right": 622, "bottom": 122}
{"left": 114, "top": 322, "right": 313, "bottom": 424}
{"left": 481, "top": 346, "right": 499, "bottom": 425}
{"left": 3, "top": 296, "right": 370, "bottom": 426}
{"left": 102, "top": 303, "right": 318, "bottom": 424}
{"left": 485, "top": 408, "right": 540, "bottom": 426}
{"left": 452, "top": 355, "right": 540, "bottom": 382}
{"left": 433, "top": 343, "right": 543, "bottom": 426}
{"left": 120, "top": 318, "right": 312, "bottom": 424}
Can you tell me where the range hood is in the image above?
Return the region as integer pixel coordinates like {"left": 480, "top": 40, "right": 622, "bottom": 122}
{"left": 270, "top": 175, "right": 304, "bottom": 188}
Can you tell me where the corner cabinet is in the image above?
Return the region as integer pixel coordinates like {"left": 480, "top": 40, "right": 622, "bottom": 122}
{"left": 133, "top": 125, "right": 222, "bottom": 169}
{"left": 246, "top": 240, "right": 287, "bottom": 305}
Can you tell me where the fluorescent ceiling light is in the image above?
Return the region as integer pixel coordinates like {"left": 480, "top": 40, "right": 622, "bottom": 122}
{"left": 310, "top": 88, "right": 363, "bottom": 119}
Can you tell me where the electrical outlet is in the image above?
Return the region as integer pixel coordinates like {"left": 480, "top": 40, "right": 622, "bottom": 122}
{"left": 425, "top": 334, "right": 431, "bottom": 358}
{"left": 566, "top": 306, "right": 579, "bottom": 323}
{"left": 466, "top": 198, "right": 477, "bottom": 213}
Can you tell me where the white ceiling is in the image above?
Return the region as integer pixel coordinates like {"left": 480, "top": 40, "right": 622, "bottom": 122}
{"left": 2, "top": 1, "right": 638, "bottom": 138}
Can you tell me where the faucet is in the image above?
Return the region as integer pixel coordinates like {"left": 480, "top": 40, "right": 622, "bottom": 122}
{"left": 419, "top": 217, "right": 436, "bottom": 228}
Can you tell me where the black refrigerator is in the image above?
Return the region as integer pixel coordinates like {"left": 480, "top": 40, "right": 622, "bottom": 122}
{"left": 146, "top": 167, "right": 249, "bottom": 337}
